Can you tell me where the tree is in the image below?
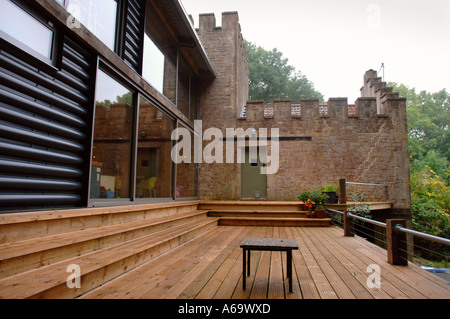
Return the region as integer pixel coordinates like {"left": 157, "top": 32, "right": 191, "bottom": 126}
{"left": 390, "top": 83, "right": 450, "bottom": 179}
{"left": 245, "top": 40, "right": 324, "bottom": 104}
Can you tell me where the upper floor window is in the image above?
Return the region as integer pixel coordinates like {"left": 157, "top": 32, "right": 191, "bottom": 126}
{"left": 57, "top": 0, "right": 118, "bottom": 51}
{"left": 0, "top": 0, "right": 55, "bottom": 63}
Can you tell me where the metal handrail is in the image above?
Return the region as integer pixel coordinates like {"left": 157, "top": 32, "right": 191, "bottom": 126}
{"left": 326, "top": 208, "right": 344, "bottom": 215}
{"left": 395, "top": 224, "right": 450, "bottom": 247}
{"left": 326, "top": 207, "right": 450, "bottom": 247}
{"left": 347, "top": 212, "right": 387, "bottom": 228}
{"left": 346, "top": 181, "right": 388, "bottom": 187}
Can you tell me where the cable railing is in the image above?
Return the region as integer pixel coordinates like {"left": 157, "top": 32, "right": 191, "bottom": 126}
{"left": 326, "top": 207, "right": 450, "bottom": 268}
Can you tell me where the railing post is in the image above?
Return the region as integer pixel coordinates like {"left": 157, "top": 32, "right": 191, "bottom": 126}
{"left": 386, "top": 219, "right": 408, "bottom": 266}
{"left": 339, "top": 179, "right": 346, "bottom": 205}
{"left": 343, "top": 210, "right": 354, "bottom": 237}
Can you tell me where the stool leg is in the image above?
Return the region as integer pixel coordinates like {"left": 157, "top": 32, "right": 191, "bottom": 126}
{"left": 247, "top": 250, "right": 251, "bottom": 276}
{"left": 287, "top": 250, "right": 293, "bottom": 293}
{"left": 242, "top": 248, "right": 246, "bottom": 290}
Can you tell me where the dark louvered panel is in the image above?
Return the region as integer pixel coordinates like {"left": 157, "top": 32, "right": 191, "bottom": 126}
{"left": 0, "top": 36, "right": 93, "bottom": 211}
{"left": 123, "top": 0, "right": 145, "bottom": 72}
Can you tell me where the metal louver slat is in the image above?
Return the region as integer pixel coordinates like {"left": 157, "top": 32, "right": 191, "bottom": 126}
{"left": 0, "top": 35, "right": 93, "bottom": 211}
{"left": 0, "top": 123, "right": 84, "bottom": 152}
{"left": 0, "top": 159, "right": 82, "bottom": 178}
{"left": 122, "top": 0, "right": 144, "bottom": 72}
{"left": 0, "top": 106, "right": 86, "bottom": 140}
{"left": 0, "top": 177, "right": 82, "bottom": 191}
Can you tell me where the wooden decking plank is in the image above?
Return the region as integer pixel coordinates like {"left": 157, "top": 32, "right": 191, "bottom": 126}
{"left": 298, "top": 227, "right": 356, "bottom": 299}
{"left": 278, "top": 227, "right": 302, "bottom": 299}
{"left": 136, "top": 226, "right": 228, "bottom": 299}
{"left": 81, "top": 225, "right": 225, "bottom": 299}
{"left": 315, "top": 227, "right": 414, "bottom": 299}
{"left": 248, "top": 227, "right": 273, "bottom": 299}
{"left": 193, "top": 226, "right": 264, "bottom": 299}
{"left": 143, "top": 226, "right": 240, "bottom": 299}
{"left": 320, "top": 227, "right": 429, "bottom": 299}
{"left": 226, "top": 227, "right": 267, "bottom": 299}
{"left": 303, "top": 227, "right": 376, "bottom": 299}
{"left": 180, "top": 226, "right": 248, "bottom": 299}
{"left": 352, "top": 242, "right": 450, "bottom": 299}
{"left": 291, "top": 227, "right": 338, "bottom": 299}
{"left": 267, "top": 225, "right": 284, "bottom": 299}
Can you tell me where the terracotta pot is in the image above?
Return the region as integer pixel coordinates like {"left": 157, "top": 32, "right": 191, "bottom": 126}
{"left": 315, "top": 209, "right": 326, "bottom": 218}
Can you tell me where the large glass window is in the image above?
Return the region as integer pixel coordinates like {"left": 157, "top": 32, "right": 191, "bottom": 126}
{"left": 90, "top": 70, "right": 134, "bottom": 199}
{"left": 142, "top": 35, "right": 165, "bottom": 93}
{"left": 61, "top": 0, "right": 118, "bottom": 50}
{"left": 175, "top": 124, "right": 198, "bottom": 199}
{"left": 0, "top": 0, "right": 55, "bottom": 61}
{"left": 135, "top": 97, "right": 175, "bottom": 199}
{"left": 142, "top": 3, "right": 177, "bottom": 105}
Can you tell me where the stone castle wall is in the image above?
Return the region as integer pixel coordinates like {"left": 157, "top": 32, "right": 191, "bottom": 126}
{"left": 195, "top": 12, "right": 411, "bottom": 215}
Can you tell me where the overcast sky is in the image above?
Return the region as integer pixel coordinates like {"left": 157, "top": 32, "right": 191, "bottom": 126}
{"left": 181, "top": 0, "right": 449, "bottom": 103}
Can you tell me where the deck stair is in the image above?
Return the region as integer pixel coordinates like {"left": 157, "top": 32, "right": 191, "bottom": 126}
{"left": 0, "top": 202, "right": 218, "bottom": 299}
{"left": 199, "top": 201, "right": 331, "bottom": 227}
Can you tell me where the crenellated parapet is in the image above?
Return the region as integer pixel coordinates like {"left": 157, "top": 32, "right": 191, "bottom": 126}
{"left": 240, "top": 70, "right": 406, "bottom": 127}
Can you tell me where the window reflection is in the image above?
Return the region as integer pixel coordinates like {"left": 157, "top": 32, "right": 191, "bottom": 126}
{"left": 90, "top": 70, "right": 133, "bottom": 199}
{"left": 176, "top": 125, "right": 198, "bottom": 198}
{"left": 64, "top": 0, "right": 117, "bottom": 50}
{"left": 0, "top": 0, "right": 54, "bottom": 60}
{"left": 135, "top": 98, "right": 174, "bottom": 199}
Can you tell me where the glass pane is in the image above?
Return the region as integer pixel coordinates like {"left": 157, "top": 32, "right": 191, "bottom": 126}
{"left": 90, "top": 70, "right": 134, "bottom": 199}
{"left": 65, "top": 0, "right": 117, "bottom": 50}
{"left": 143, "top": 2, "right": 177, "bottom": 105}
{"left": 0, "top": 0, "right": 54, "bottom": 59}
{"left": 142, "top": 34, "right": 165, "bottom": 93}
{"left": 176, "top": 125, "right": 198, "bottom": 198}
{"left": 177, "top": 56, "right": 191, "bottom": 118}
{"left": 135, "top": 98, "right": 174, "bottom": 199}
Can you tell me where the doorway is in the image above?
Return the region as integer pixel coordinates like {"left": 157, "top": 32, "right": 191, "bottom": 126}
{"left": 241, "top": 147, "right": 267, "bottom": 199}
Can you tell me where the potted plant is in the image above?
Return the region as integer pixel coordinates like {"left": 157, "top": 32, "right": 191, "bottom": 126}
{"left": 298, "top": 189, "right": 328, "bottom": 218}
{"left": 322, "top": 183, "right": 339, "bottom": 204}
{"left": 314, "top": 205, "right": 326, "bottom": 218}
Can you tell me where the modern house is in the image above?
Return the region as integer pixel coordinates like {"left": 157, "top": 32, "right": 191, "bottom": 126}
{"left": 0, "top": 0, "right": 410, "bottom": 219}
{"left": 2, "top": 0, "right": 442, "bottom": 301}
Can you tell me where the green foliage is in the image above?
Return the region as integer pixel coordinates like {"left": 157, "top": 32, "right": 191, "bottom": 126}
{"left": 244, "top": 40, "right": 324, "bottom": 104}
{"left": 391, "top": 83, "right": 449, "bottom": 261}
{"left": 348, "top": 193, "right": 372, "bottom": 220}
{"left": 390, "top": 83, "right": 450, "bottom": 178}
{"left": 298, "top": 188, "right": 328, "bottom": 207}
{"left": 410, "top": 168, "right": 450, "bottom": 239}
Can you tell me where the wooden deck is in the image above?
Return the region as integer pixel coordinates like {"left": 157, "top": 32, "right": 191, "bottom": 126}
{"left": 80, "top": 226, "right": 450, "bottom": 299}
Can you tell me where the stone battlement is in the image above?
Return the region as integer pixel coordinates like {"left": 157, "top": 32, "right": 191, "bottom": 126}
{"left": 240, "top": 71, "right": 406, "bottom": 125}
{"left": 198, "top": 11, "right": 241, "bottom": 31}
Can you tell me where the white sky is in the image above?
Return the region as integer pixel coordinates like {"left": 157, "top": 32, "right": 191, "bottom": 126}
{"left": 181, "top": 0, "right": 450, "bottom": 103}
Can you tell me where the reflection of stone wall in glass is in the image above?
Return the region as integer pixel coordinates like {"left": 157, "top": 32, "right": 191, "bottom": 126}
{"left": 90, "top": 71, "right": 133, "bottom": 199}
{"left": 136, "top": 102, "right": 174, "bottom": 198}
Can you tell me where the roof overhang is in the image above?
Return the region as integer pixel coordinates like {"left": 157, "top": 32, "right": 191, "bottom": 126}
{"left": 148, "top": 0, "right": 216, "bottom": 80}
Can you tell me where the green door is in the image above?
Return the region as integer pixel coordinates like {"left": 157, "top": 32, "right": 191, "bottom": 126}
{"left": 241, "top": 147, "right": 267, "bottom": 199}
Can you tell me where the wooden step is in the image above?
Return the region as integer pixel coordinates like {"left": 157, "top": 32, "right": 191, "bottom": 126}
{"left": 218, "top": 217, "right": 331, "bottom": 227}
{"left": 0, "top": 217, "right": 219, "bottom": 299}
{"left": 0, "top": 210, "right": 209, "bottom": 279}
{"left": 0, "top": 201, "right": 200, "bottom": 244}
{"left": 208, "top": 210, "right": 308, "bottom": 218}
{"left": 199, "top": 201, "right": 304, "bottom": 212}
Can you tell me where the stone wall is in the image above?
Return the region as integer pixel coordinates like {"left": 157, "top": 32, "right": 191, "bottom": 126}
{"left": 195, "top": 12, "right": 410, "bottom": 216}
{"left": 196, "top": 12, "right": 248, "bottom": 200}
